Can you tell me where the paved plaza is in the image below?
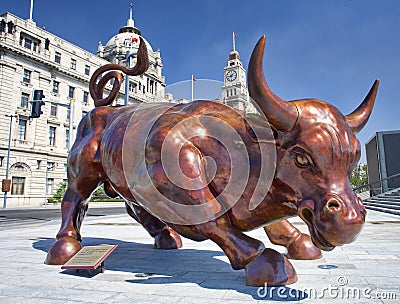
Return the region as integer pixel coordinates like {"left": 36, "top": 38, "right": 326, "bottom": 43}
{"left": 0, "top": 203, "right": 399, "bottom": 303}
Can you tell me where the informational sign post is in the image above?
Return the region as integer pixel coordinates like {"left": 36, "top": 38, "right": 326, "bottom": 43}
{"left": 61, "top": 244, "right": 118, "bottom": 274}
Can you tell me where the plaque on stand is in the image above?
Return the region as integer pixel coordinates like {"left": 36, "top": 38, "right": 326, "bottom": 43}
{"left": 61, "top": 244, "right": 118, "bottom": 274}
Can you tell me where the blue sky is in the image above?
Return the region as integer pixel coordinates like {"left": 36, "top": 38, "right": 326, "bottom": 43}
{"left": 2, "top": 0, "right": 399, "bottom": 162}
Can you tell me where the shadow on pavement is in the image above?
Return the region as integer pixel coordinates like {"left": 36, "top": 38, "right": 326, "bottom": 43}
{"left": 33, "top": 237, "right": 308, "bottom": 301}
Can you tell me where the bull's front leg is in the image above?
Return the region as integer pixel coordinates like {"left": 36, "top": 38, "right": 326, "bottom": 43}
{"left": 45, "top": 186, "right": 91, "bottom": 265}
{"left": 264, "top": 219, "right": 322, "bottom": 260}
{"left": 198, "top": 215, "right": 297, "bottom": 286}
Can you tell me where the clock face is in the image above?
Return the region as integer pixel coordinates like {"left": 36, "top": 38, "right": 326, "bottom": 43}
{"left": 226, "top": 70, "right": 237, "bottom": 82}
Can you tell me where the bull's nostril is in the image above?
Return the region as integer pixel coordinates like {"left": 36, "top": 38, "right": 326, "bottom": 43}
{"left": 327, "top": 200, "right": 340, "bottom": 209}
{"left": 325, "top": 199, "right": 342, "bottom": 213}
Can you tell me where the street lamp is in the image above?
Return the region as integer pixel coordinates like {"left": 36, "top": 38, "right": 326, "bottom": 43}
{"left": 2, "top": 114, "right": 18, "bottom": 209}
{"left": 124, "top": 50, "right": 137, "bottom": 106}
{"left": 68, "top": 99, "right": 75, "bottom": 149}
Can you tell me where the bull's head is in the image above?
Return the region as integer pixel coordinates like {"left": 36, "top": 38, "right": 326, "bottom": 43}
{"left": 248, "top": 36, "right": 379, "bottom": 250}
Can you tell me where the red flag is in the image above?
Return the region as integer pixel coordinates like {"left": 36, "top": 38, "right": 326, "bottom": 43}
{"left": 192, "top": 76, "right": 197, "bottom": 81}
{"left": 233, "top": 32, "right": 237, "bottom": 39}
{"left": 132, "top": 37, "right": 138, "bottom": 43}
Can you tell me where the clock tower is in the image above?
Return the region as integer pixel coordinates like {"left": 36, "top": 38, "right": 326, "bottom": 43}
{"left": 221, "top": 46, "right": 256, "bottom": 113}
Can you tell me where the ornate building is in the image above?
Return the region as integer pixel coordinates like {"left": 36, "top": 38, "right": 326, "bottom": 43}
{"left": 0, "top": 8, "right": 165, "bottom": 207}
{"left": 221, "top": 46, "right": 256, "bottom": 114}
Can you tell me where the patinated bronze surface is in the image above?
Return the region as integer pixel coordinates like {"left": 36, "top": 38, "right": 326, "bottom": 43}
{"left": 45, "top": 36, "right": 378, "bottom": 287}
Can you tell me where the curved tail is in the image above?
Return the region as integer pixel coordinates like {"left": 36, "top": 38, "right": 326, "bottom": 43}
{"left": 89, "top": 36, "right": 150, "bottom": 107}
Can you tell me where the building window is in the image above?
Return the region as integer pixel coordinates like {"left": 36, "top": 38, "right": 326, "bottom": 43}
{"left": 33, "top": 41, "right": 38, "bottom": 52}
{"left": 66, "top": 108, "right": 70, "bottom": 121}
{"left": 50, "top": 104, "right": 57, "bottom": 117}
{"left": 66, "top": 129, "right": 70, "bottom": 149}
{"left": 20, "top": 92, "right": 29, "bottom": 108}
{"left": 49, "top": 126, "right": 56, "bottom": 146}
{"left": 52, "top": 81, "right": 59, "bottom": 93}
{"left": 82, "top": 111, "right": 88, "bottom": 119}
{"left": 23, "top": 69, "right": 31, "bottom": 83}
{"left": 64, "top": 163, "right": 68, "bottom": 172}
{"left": 24, "top": 37, "right": 32, "bottom": 50}
{"left": 0, "top": 20, "right": 5, "bottom": 32}
{"left": 70, "top": 58, "right": 76, "bottom": 70}
{"left": 11, "top": 177, "right": 25, "bottom": 195}
{"left": 129, "top": 82, "right": 138, "bottom": 93}
{"left": 19, "top": 34, "right": 39, "bottom": 52}
{"left": 7, "top": 21, "right": 14, "bottom": 34}
{"left": 68, "top": 86, "right": 75, "bottom": 99}
{"left": 17, "top": 119, "right": 27, "bottom": 140}
{"left": 55, "top": 52, "right": 61, "bottom": 64}
{"left": 46, "top": 178, "right": 54, "bottom": 195}
{"left": 84, "top": 65, "right": 90, "bottom": 76}
{"left": 47, "top": 162, "right": 55, "bottom": 171}
{"left": 36, "top": 160, "right": 41, "bottom": 169}
{"left": 45, "top": 38, "right": 50, "bottom": 50}
{"left": 0, "top": 156, "right": 4, "bottom": 166}
{"left": 83, "top": 91, "right": 89, "bottom": 105}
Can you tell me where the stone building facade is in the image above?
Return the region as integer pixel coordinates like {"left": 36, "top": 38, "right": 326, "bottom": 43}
{"left": 0, "top": 11, "right": 165, "bottom": 207}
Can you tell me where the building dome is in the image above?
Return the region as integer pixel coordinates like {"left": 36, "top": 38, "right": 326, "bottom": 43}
{"left": 229, "top": 50, "right": 240, "bottom": 61}
{"left": 104, "top": 31, "right": 154, "bottom": 53}
{"left": 98, "top": 5, "right": 155, "bottom": 63}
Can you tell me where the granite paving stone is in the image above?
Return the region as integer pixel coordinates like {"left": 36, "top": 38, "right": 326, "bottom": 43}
{"left": 0, "top": 206, "right": 398, "bottom": 303}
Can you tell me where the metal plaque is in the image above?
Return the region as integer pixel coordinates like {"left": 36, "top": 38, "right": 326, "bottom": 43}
{"left": 61, "top": 244, "right": 117, "bottom": 270}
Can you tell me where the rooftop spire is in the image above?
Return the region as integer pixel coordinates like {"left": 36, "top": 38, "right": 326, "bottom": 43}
{"left": 29, "top": 0, "right": 34, "bottom": 21}
{"left": 127, "top": 2, "right": 134, "bottom": 28}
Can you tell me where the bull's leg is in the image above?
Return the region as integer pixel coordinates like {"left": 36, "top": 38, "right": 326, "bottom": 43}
{"left": 45, "top": 182, "right": 99, "bottom": 265}
{"left": 148, "top": 143, "right": 296, "bottom": 286}
{"left": 197, "top": 216, "right": 297, "bottom": 286}
{"left": 125, "top": 203, "right": 182, "bottom": 249}
{"left": 264, "top": 220, "right": 322, "bottom": 260}
{"left": 45, "top": 117, "right": 105, "bottom": 265}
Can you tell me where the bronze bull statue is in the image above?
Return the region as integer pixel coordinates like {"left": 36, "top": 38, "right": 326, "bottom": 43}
{"left": 45, "top": 36, "right": 379, "bottom": 286}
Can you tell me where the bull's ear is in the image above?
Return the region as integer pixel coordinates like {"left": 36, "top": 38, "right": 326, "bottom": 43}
{"left": 345, "top": 79, "right": 379, "bottom": 134}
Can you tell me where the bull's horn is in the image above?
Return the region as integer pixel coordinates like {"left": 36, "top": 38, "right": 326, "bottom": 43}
{"left": 345, "top": 79, "right": 379, "bottom": 134}
{"left": 248, "top": 36, "right": 298, "bottom": 131}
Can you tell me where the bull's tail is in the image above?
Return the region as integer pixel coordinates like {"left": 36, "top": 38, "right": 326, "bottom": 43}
{"left": 89, "top": 37, "right": 149, "bottom": 107}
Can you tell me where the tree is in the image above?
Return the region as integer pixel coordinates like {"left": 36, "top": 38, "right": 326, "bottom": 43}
{"left": 350, "top": 164, "right": 368, "bottom": 188}
{"left": 47, "top": 182, "right": 67, "bottom": 204}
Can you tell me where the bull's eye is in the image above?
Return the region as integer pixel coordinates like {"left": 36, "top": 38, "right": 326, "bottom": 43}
{"left": 295, "top": 153, "right": 311, "bottom": 168}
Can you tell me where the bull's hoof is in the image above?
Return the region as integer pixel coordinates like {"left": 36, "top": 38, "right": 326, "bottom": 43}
{"left": 44, "top": 236, "right": 82, "bottom": 265}
{"left": 154, "top": 227, "right": 182, "bottom": 250}
{"left": 246, "top": 248, "right": 297, "bottom": 286}
{"left": 287, "top": 234, "right": 322, "bottom": 260}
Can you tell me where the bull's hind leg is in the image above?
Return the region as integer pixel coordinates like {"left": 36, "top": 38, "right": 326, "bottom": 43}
{"left": 125, "top": 203, "right": 182, "bottom": 249}
{"left": 264, "top": 220, "right": 322, "bottom": 260}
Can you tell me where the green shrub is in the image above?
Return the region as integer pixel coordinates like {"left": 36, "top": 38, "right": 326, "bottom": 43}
{"left": 47, "top": 181, "right": 123, "bottom": 203}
